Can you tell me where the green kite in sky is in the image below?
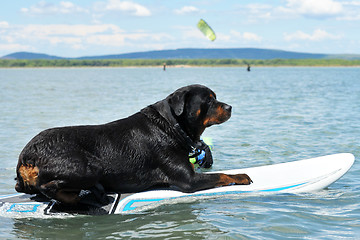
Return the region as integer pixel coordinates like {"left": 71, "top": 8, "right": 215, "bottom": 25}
{"left": 197, "top": 19, "right": 216, "bottom": 41}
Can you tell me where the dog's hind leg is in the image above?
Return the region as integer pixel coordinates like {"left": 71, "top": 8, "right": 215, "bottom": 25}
{"left": 39, "top": 180, "right": 81, "bottom": 205}
{"left": 89, "top": 182, "right": 109, "bottom": 205}
{"left": 15, "top": 163, "right": 40, "bottom": 194}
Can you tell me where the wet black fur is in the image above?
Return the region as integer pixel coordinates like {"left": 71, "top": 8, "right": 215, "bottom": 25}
{"left": 15, "top": 84, "right": 249, "bottom": 204}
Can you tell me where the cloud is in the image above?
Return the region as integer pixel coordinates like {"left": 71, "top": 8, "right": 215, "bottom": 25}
{"left": 94, "top": 0, "right": 151, "bottom": 17}
{"left": 243, "top": 0, "right": 360, "bottom": 21}
{"left": 20, "top": 1, "right": 151, "bottom": 17}
{"left": 279, "top": 0, "right": 343, "bottom": 18}
{"left": 21, "top": 1, "right": 88, "bottom": 15}
{"left": 284, "top": 29, "right": 342, "bottom": 41}
{"left": 230, "top": 30, "right": 262, "bottom": 42}
{"left": 0, "top": 21, "right": 9, "bottom": 28}
{"left": 175, "top": 26, "right": 204, "bottom": 40}
{"left": 87, "top": 31, "right": 172, "bottom": 47}
{"left": 0, "top": 22, "right": 172, "bottom": 54}
{"left": 0, "top": 24, "right": 122, "bottom": 51}
{"left": 243, "top": 32, "right": 262, "bottom": 42}
{"left": 174, "top": 6, "right": 200, "bottom": 15}
{"left": 0, "top": 43, "right": 33, "bottom": 53}
{"left": 336, "top": 1, "right": 360, "bottom": 20}
{"left": 22, "top": 24, "right": 123, "bottom": 37}
{"left": 246, "top": 3, "right": 273, "bottom": 19}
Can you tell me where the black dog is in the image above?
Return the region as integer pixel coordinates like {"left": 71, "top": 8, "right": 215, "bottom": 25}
{"left": 15, "top": 84, "right": 252, "bottom": 205}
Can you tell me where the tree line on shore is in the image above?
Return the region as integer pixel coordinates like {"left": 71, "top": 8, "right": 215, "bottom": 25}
{"left": 1, "top": 58, "right": 360, "bottom": 67}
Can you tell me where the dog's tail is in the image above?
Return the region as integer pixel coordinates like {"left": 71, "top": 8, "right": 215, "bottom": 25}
{"left": 15, "top": 162, "right": 40, "bottom": 194}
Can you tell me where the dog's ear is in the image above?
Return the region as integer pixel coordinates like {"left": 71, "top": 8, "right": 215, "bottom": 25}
{"left": 167, "top": 89, "right": 187, "bottom": 116}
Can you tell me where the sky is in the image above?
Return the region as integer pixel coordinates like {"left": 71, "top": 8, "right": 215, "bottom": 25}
{"left": 0, "top": 0, "right": 359, "bottom": 58}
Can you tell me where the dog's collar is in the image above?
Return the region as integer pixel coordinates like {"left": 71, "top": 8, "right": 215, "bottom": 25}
{"left": 141, "top": 105, "right": 202, "bottom": 153}
{"left": 173, "top": 123, "right": 204, "bottom": 153}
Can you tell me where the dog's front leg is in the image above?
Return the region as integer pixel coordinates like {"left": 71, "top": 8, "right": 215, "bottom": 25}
{"left": 168, "top": 166, "right": 252, "bottom": 193}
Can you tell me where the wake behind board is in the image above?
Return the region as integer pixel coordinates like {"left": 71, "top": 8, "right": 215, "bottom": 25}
{"left": 0, "top": 153, "right": 354, "bottom": 217}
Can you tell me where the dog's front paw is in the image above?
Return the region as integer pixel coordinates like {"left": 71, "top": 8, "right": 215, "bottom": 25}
{"left": 217, "top": 173, "right": 253, "bottom": 187}
{"left": 231, "top": 174, "right": 253, "bottom": 185}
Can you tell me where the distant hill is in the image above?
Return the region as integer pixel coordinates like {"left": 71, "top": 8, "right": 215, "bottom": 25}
{"left": 2, "top": 48, "right": 360, "bottom": 60}
{"left": 2, "top": 52, "right": 63, "bottom": 60}
{"left": 79, "top": 48, "right": 329, "bottom": 60}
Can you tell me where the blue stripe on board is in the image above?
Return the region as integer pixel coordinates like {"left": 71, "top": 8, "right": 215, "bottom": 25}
{"left": 259, "top": 182, "right": 307, "bottom": 192}
{"left": 7, "top": 203, "right": 42, "bottom": 213}
{"left": 123, "top": 198, "right": 166, "bottom": 211}
{"left": 121, "top": 182, "right": 308, "bottom": 212}
{"left": 0, "top": 193, "right": 26, "bottom": 200}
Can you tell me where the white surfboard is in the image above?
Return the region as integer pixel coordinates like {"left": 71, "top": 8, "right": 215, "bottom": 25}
{"left": 0, "top": 153, "right": 355, "bottom": 217}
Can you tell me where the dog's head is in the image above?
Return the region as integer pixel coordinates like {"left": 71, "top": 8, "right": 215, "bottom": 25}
{"left": 166, "top": 84, "right": 232, "bottom": 140}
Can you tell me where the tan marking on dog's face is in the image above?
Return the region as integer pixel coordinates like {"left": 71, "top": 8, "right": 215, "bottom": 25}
{"left": 203, "top": 105, "right": 231, "bottom": 126}
{"left": 209, "top": 92, "right": 216, "bottom": 99}
{"left": 19, "top": 164, "right": 39, "bottom": 187}
{"left": 196, "top": 109, "right": 201, "bottom": 117}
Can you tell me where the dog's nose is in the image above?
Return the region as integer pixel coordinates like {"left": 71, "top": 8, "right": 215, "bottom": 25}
{"left": 223, "top": 104, "right": 232, "bottom": 113}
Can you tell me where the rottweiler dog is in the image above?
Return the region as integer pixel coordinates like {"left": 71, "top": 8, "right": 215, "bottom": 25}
{"left": 15, "top": 84, "right": 252, "bottom": 205}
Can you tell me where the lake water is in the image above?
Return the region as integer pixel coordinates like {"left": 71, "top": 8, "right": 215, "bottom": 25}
{"left": 0, "top": 67, "right": 359, "bottom": 239}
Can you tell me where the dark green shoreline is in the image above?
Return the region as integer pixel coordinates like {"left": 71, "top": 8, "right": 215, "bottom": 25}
{"left": 1, "top": 58, "right": 360, "bottom": 68}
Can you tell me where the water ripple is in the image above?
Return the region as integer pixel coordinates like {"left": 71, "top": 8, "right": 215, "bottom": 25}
{"left": 0, "top": 67, "right": 359, "bottom": 239}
